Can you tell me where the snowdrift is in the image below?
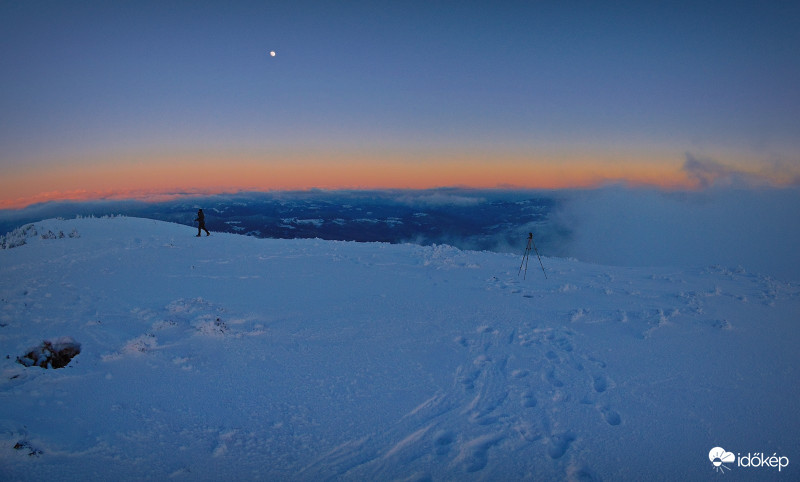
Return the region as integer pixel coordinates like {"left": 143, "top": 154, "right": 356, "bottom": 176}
{"left": 1, "top": 217, "right": 798, "bottom": 480}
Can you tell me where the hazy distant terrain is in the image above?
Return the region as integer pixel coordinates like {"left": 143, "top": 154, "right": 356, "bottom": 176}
{"left": 0, "top": 190, "right": 564, "bottom": 255}
{"left": 3, "top": 187, "right": 799, "bottom": 281}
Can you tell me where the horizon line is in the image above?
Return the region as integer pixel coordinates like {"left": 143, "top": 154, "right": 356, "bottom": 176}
{"left": 5, "top": 180, "right": 799, "bottom": 212}
{"left": 5, "top": 151, "right": 799, "bottom": 210}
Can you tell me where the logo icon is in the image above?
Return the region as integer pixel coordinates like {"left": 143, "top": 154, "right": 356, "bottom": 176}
{"left": 709, "top": 447, "right": 735, "bottom": 474}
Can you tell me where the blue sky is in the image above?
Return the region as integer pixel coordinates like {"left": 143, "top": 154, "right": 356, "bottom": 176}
{"left": 1, "top": 1, "right": 799, "bottom": 207}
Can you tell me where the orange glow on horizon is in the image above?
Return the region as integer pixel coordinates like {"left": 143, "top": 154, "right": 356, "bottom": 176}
{"left": 0, "top": 155, "right": 746, "bottom": 210}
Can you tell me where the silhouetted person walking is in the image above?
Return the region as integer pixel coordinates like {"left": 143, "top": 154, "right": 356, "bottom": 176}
{"left": 195, "top": 209, "right": 210, "bottom": 237}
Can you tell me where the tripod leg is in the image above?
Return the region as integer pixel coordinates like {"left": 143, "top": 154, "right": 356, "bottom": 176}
{"left": 524, "top": 248, "right": 531, "bottom": 279}
{"left": 519, "top": 240, "right": 532, "bottom": 277}
{"left": 530, "top": 236, "right": 547, "bottom": 279}
{"left": 519, "top": 245, "right": 530, "bottom": 276}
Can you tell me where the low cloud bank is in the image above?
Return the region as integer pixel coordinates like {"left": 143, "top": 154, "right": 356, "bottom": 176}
{"left": 553, "top": 186, "right": 800, "bottom": 281}
{"left": 682, "top": 154, "right": 800, "bottom": 189}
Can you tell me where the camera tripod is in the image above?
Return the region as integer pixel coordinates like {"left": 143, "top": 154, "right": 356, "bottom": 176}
{"left": 519, "top": 232, "right": 547, "bottom": 280}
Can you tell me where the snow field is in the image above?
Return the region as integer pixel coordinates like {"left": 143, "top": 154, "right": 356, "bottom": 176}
{"left": 1, "top": 217, "right": 798, "bottom": 480}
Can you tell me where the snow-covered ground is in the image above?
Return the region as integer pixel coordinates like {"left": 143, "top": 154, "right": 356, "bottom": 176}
{"left": 1, "top": 217, "right": 798, "bottom": 480}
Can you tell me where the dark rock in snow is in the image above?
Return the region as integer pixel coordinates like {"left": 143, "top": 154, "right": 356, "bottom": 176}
{"left": 16, "top": 337, "right": 81, "bottom": 369}
{"left": 13, "top": 440, "right": 43, "bottom": 457}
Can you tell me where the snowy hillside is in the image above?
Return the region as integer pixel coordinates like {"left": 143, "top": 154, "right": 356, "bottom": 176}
{"left": 1, "top": 217, "right": 798, "bottom": 481}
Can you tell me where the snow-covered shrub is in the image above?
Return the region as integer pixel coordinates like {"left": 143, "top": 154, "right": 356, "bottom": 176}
{"left": 1, "top": 224, "right": 80, "bottom": 248}
{"left": 41, "top": 229, "right": 78, "bottom": 240}
{"left": 0, "top": 224, "right": 37, "bottom": 249}
{"left": 195, "top": 317, "right": 228, "bottom": 336}
{"left": 121, "top": 334, "right": 158, "bottom": 354}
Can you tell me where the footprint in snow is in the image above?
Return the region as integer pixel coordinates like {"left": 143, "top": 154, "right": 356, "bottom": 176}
{"left": 457, "top": 433, "right": 504, "bottom": 473}
{"left": 548, "top": 333, "right": 574, "bottom": 353}
{"left": 567, "top": 464, "right": 603, "bottom": 482}
{"left": 433, "top": 430, "right": 454, "bottom": 456}
{"left": 511, "top": 369, "right": 529, "bottom": 379}
{"left": 599, "top": 405, "right": 622, "bottom": 426}
{"left": 521, "top": 389, "right": 538, "bottom": 408}
{"left": 545, "top": 368, "right": 564, "bottom": 388}
{"left": 592, "top": 374, "right": 608, "bottom": 393}
{"left": 547, "top": 431, "right": 576, "bottom": 459}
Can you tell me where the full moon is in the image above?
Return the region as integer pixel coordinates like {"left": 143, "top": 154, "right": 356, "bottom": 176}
{"left": 269, "top": 50, "right": 276, "bottom": 57}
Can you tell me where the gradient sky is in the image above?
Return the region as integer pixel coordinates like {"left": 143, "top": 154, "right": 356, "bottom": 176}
{"left": 2, "top": 1, "right": 799, "bottom": 208}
